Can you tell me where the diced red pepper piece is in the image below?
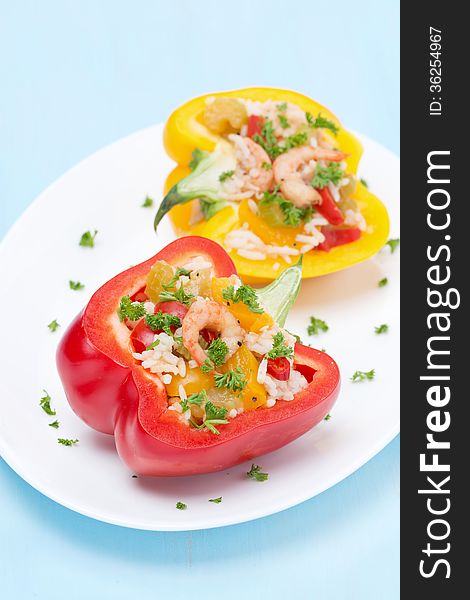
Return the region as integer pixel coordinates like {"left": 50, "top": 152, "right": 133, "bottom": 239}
{"left": 318, "top": 227, "right": 362, "bottom": 252}
{"left": 247, "top": 115, "right": 264, "bottom": 138}
{"left": 130, "top": 319, "right": 156, "bottom": 353}
{"left": 294, "top": 362, "right": 317, "bottom": 383}
{"left": 315, "top": 187, "right": 344, "bottom": 225}
{"left": 153, "top": 301, "right": 188, "bottom": 323}
{"left": 266, "top": 356, "right": 291, "bottom": 381}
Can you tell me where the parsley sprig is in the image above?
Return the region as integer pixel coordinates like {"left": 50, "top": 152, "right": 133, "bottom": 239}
{"left": 40, "top": 390, "right": 56, "bottom": 416}
{"left": 351, "top": 369, "right": 375, "bottom": 382}
{"left": 69, "top": 280, "right": 85, "bottom": 291}
{"left": 162, "top": 267, "right": 191, "bottom": 290}
{"left": 253, "top": 119, "right": 308, "bottom": 160}
{"left": 180, "top": 390, "right": 207, "bottom": 412}
{"left": 201, "top": 338, "right": 229, "bottom": 373}
{"left": 176, "top": 501, "right": 187, "bottom": 510}
{"left": 58, "top": 438, "right": 79, "bottom": 446}
{"left": 79, "top": 230, "right": 98, "bottom": 248}
{"left": 222, "top": 284, "right": 263, "bottom": 314}
{"left": 145, "top": 311, "right": 181, "bottom": 335}
{"left": 375, "top": 324, "right": 389, "bottom": 334}
{"left": 265, "top": 332, "right": 293, "bottom": 360}
{"left": 118, "top": 295, "right": 146, "bottom": 322}
{"left": 311, "top": 162, "right": 344, "bottom": 189}
{"left": 247, "top": 464, "right": 269, "bottom": 481}
{"left": 142, "top": 196, "right": 153, "bottom": 208}
{"left": 386, "top": 238, "right": 400, "bottom": 253}
{"left": 305, "top": 112, "right": 339, "bottom": 135}
{"left": 260, "top": 186, "right": 312, "bottom": 227}
{"left": 214, "top": 367, "right": 246, "bottom": 392}
{"left": 48, "top": 319, "right": 60, "bottom": 332}
{"left": 307, "top": 317, "right": 329, "bottom": 336}
{"left": 159, "top": 286, "right": 194, "bottom": 307}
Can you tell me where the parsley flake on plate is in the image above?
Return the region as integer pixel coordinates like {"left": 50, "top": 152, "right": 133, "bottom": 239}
{"left": 176, "top": 501, "right": 187, "bottom": 510}
{"left": 351, "top": 369, "right": 375, "bottom": 383}
{"left": 79, "top": 230, "right": 98, "bottom": 248}
{"left": 69, "top": 280, "right": 85, "bottom": 291}
{"left": 49, "top": 420, "right": 60, "bottom": 429}
{"left": 209, "top": 497, "right": 223, "bottom": 504}
{"left": 375, "top": 324, "right": 389, "bottom": 334}
{"left": 247, "top": 464, "right": 269, "bottom": 482}
{"left": 58, "top": 438, "right": 79, "bottom": 446}
{"left": 307, "top": 316, "right": 329, "bottom": 336}
{"left": 141, "top": 196, "right": 154, "bottom": 208}
{"left": 48, "top": 319, "right": 60, "bottom": 332}
{"left": 39, "top": 390, "right": 56, "bottom": 416}
{"left": 360, "top": 178, "right": 369, "bottom": 188}
{"left": 378, "top": 277, "right": 388, "bottom": 288}
{"left": 385, "top": 238, "right": 400, "bottom": 253}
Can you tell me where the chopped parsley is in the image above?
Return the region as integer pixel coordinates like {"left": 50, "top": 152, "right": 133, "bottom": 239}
{"left": 311, "top": 162, "right": 344, "bottom": 189}
{"left": 176, "top": 501, "right": 187, "bottom": 510}
{"left": 201, "top": 338, "right": 229, "bottom": 373}
{"left": 219, "top": 170, "right": 235, "bottom": 182}
{"left": 145, "top": 339, "right": 160, "bottom": 351}
{"left": 324, "top": 414, "right": 332, "bottom": 421}
{"left": 266, "top": 332, "right": 294, "bottom": 360}
{"left": 277, "top": 102, "right": 288, "bottom": 112}
{"left": 247, "top": 464, "right": 269, "bottom": 482}
{"left": 261, "top": 161, "right": 272, "bottom": 170}
{"left": 180, "top": 390, "right": 207, "bottom": 412}
{"left": 260, "top": 187, "right": 312, "bottom": 227}
{"left": 188, "top": 148, "right": 209, "bottom": 171}
{"left": 118, "top": 295, "right": 146, "bottom": 321}
{"left": 58, "top": 438, "right": 79, "bottom": 446}
{"left": 378, "top": 277, "right": 388, "bottom": 288}
{"left": 142, "top": 196, "right": 154, "bottom": 208}
{"left": 49, "top": 420, "right": 60, "bottom": 429}
{"left": 214, "top": 367, "right": 246, "bottom": 392}
{"left": 202, "top": 401, "right": 229, "bottom": 435}
{"left": 162, "top": 267, "right": 191, "bottom": 290}
{"left": 278, "top": 114, "right": 290, "bottom": 129}
{"left": 386, "top": 238, "right": 400, "bottom": 253}
{"left": 360, "top": 178, "right": 369, "bottom": 188}
{"left": 145, "top": 311, "right": 181, "bottom": 335}
{"left": 222, "top": 284, "right": 263, "bottom": 314}
{"left": 39, "top": 390, "right": 56, "bottom": 416}
{"left": 351, "top": 369, "right": 375, "bottom": 383}
{"left": 69, "top": 280, "right": 85, "bottom": 291}
{"left": 307, "top": 316, "right": 329, "bottom": 336}
{"left": 48, "top": 319, "right": 60, "bottom": 332}
{"left": 159, "top": 286, "right": 194, "bottom": 307}
{"left": 253, "top": 119, "right": 307, "bottom": 160}
{"left": 375, "top": 324, "right": 389, "bottom": 334}
{"left": 79, "top": 230, "right": 98, "bottom": 248}
{"left": 305, "top": 112, "right": 339, "bottom": 135}
{"left": 209, "top": 497, "right": 223, "bottom": 504}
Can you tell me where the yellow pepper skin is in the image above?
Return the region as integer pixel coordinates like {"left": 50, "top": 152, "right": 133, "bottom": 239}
{"left": 162, "top": 87, "right": 390, "bottom": 283}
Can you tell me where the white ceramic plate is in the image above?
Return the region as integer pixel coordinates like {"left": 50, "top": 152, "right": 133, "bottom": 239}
{"left": 0, "top": 124, "right": 399, "bottom": 531}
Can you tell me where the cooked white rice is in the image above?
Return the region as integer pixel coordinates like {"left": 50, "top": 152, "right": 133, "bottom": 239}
{"left": 225, "top": 227, "right": 300, "bottom": 262}
{"left": 344, "top": 208, "right": 367, "bottom": 231}
{"left": 132, "top": 332, "right": 185, "bottom": 382}
{"left": 263, "top": 369, "right": 308, "bottom": 403}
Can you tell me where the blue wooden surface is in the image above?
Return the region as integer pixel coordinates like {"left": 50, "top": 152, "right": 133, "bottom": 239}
{"left": 0, "top": 1, "right": 399, "bottom": 598}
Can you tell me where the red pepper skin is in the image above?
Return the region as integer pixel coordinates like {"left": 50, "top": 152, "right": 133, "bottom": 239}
{"left": 247, "top": 115, "right": 264, "bottom": 138}
{"left": 57, "top": 236, "right": 340, "bottom": 476}
{"left": 315, "top": 187, "right": 345, "bottom": 225}
{"left": 318, "top": 227, "right": 362, "bottom": 252}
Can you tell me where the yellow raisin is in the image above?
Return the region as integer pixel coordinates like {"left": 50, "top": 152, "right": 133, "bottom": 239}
{"left": 203, "top": 98, "right": 248, "bottom": 135}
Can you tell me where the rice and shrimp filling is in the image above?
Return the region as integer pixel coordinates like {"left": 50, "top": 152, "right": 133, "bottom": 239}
{"left": 118, "top": 256, "right": 309, "bottom": 434}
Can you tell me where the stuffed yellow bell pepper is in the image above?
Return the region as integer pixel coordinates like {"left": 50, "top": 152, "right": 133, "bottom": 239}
{"left": 155, "top": 87, "right": 389, "bottom": 282}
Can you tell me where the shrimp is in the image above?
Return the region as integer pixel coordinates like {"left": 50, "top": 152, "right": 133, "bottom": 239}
{"left": 228, "top": 134, "right": 273, "bottom": 194}
{"left": 273, "top": 146, "right": 348, "bottom": 208}
{"left": 182, "top": 298, "right": 245, "bottom": 366}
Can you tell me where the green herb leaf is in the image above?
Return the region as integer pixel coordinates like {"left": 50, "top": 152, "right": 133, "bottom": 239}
{"left": 58, "top": 438, "right": 79, "bottom": 446}
{"left": 222, "top": 284, "right": 263, "bottom": 313}
{"left": 79, "top": 230, "right": 98, "bottom": 248}
{"left": 324, "top": 414, "right": 332, "bottom": 421}
{"left": 176, "top": 501, "right": 187, "bottom": 510}
{"left": 48, "top": 319, "right": 60, "bottom": 332}
{"left": 214, "top": 367, "right": 246, "bottom": 392}
{"left": 205, "top": 401, "right": 228, "bottom": 421}
{"left": 219, "top": 170, "right": 235, "bottom": 182}
{"left": 278, "top": 114, "right": 290, "bottom": 129}
{"left": 260, "top": 187, "right": 312, "bottom": 227}
{"left": 351, "top": 369, "right": 375, "bottom": 383}
{"left": 375, "top": 324, "right": 389, "bottom": 334}
{"left": 247, "top": 464, "right": 269, "bottom": 482}
{"left": 209, "top": 497, "right": 222, "bottom": 503}
{"left": 205, "top": 339, "right": 229, "bottom": 368}
{"left": 261, "top": 162, "right": 272, "bottom": 171}
{"left": 69, "top": 280, "right": 85, "bottom": 291}
{"left": 49, "top": 420, "right": 60, "bottom": 429}
{"left": 39, "top": 390, "right": 56, "bottom": 416}
{"left": 181, "top": 390, "right": 208, "bottom": 412}
{"left": 277, "top": 102, "right": 288, "bottom": 112}
{"left": 203, "top": 419, "right": 229, "bottom": 435}
{"left": 159, "top": 286, "right": 194, "bottom": 307}
{"left": 188, "top": 148, "right": 209, "bottom": 171}
{"left": 162, "top": 267, "right": 191, "bottom": 290}
{"left": 145, "top": 311, "right": 181, "bottom": 335}
{"left": 378, "top": 277, "right": 388, "bottom": 288}
{"left": 386, "top": 238, "right": 400, "bottom": 253}
{"left": 305, "top": 112, "right": 339, "bottom": 135}
{"left": 145, "top": 339, "right": 160, "bottom": 351}
{"left": 311, "top": 162, "right": 344, "bottom": 189}
{"left": 142, "top": 196, "right": 154, "bottom": 208}
{"left": 265, "top": 332, "right": 294, "bottom": 360}
{"left": 118, "top": 295, "right": 146, "bottom": 321}
{"left": 307, "top": 316, "right": 329, "bottom": 336}
{"left": 360, "top": 178, "right": 369, "bottom": 188}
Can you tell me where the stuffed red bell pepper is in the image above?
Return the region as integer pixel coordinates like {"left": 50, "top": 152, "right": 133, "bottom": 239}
{"left": 57, "top": 236, "right": 340, "bottom": 476}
